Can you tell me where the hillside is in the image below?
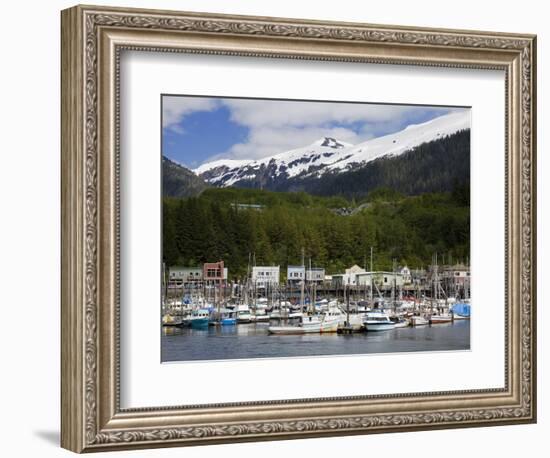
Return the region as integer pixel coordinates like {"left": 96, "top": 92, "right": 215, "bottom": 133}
{"left": 162, "top": 156, "right": 208, "bottom": 198}
{"left": 162, "top": 186, "right": 470, "bottom": 277}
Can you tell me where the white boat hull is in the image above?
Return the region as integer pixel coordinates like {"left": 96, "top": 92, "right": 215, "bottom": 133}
{"left": 365, "top": 322, "right": 396, "bottom": 331}
{"left": 430, "top": 315, "right": 453, "bottom": 324}
{"left": 250, "top": 314, "right": 270, "bottom": 322}
{"left": 410, "top": 316, "right": 429, "bottom": 326}
{"left": 392, "top": 319, "right": 410, "bottom": 328}
{"left": 268, "top": 316, "right": 340, "bottom": 335}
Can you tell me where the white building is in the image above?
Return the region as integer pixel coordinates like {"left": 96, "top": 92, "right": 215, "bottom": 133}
{"left": 287, "top": 265, "right": 305, "bottom": 284}
{"left": 252, "top": 266, "right": 280, "bottom": 289}
{"left": 356, "top": 271, "right": 404, "bottom": 288}
{"left": 168, "top": 266, "right": 202, "bottom": 288}
{"left": 306, "top": 267, "right": 325, "bottom": 283}
{"left": 399, "top": 266, "right": 412, "bottom": 284}
{"left": 331, "top": 264, "right": 366, "bottom": 286}
{"left": 287, "top": 266, "right": 326, "bottom": 284}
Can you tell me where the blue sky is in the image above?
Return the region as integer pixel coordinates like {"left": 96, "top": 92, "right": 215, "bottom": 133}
{"left": 162, "top": 95, "right": 460, "bottom": 169}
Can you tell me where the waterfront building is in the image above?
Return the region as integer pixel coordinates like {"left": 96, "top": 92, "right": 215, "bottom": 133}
{"left": 399, "top": 266, "right": 412, "bottom": 284}
{"left": 252, "top": 266, "right": 280, "bottom": 289}
{"left": 306, "top": 267, "right": 325, "bottom": 283}
{"left": 410, "top": 268, "right": 428, "bottom": 285}
{"left": 287, "top": 265, "right": 305, "bottom": 285}
{"left": 331, "top": 264, "right": 365, "bottom": 287}
{"left": 440, "top": 263, "right": 470, "bottom": 298}
{"left": 168, "top": 266, "right": 203, "bottom": 288}
{"left": 203, "top": 261, "right": 228, "bottom": 285}
{"left": 356, "top": 271, "right": 404, "bottom": 289}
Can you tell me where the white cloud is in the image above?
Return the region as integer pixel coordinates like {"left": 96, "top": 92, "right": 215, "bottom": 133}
{"left": 162, "top": 96, "right": 219, "bottom": 131}
{"left": 163, "top": 95, "right": 457, "bottom": 163}
{"left": 215, "top": 99, "right": 451, "bottom": 160}
{"left": 222, "top": 98, "right": 424, "bottom": 128}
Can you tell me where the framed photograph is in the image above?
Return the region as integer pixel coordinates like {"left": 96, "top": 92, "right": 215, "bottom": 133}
{"left": 61, "top": 4, "right": 537, "bottom": 453}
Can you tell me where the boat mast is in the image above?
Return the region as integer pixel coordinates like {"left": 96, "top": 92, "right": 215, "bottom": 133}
{"left": 300, "top": 247, "right": 305, "bottom": 313}
{"left": 246, "top": 252, "right": 251, "bottom": 306}
{"left": 309, "top": 256, "right": 314, "bottom": 315}
{"left": 369, "top": 246, "right": 374, "bottom": 306}
{"left": 346, "top": 281, "right": 350, "bottom": 327}
{"left": 392, "top": 258, "right": 397, "bottom": 314}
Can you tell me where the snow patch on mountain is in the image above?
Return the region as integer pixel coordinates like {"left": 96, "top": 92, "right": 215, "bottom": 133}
{"left": 193, "top": 111, "right": 470, "bottom": 187}
{"left": 193, "top": 158, "right": 252, "bottom": 176}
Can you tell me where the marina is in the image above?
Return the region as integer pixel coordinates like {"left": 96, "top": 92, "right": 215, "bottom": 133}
{"left": 161, "top": 251, "right": 471, "bottom": 361}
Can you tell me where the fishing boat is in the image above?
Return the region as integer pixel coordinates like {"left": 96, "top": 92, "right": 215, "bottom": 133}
{"left": 341, "top": 313, "right": 364, "bottom": 332}
{"left": 392, "top": 317, "right": 410, "bottom": 328}
{"left": 363, "top": 310, "right": 396, "bottom": 331}
{"left": 451, "top": 302, "right": 471, "bottom": 320}
{"left": 268, "top": 307, "right": 344, "bottom": 335}
{"left": 189, "top": 308, "right": 210, "bottom": 328}
{"left": 250, "top": 309, "right": 270, "bottom": 322}
{"left": 410, "top": 315, "right": 430, "bottom": 326}
{"left": 429, "top": 314, "right": 454, "bottom": 324}
{"left": 236, "top": 304, "right": 252, "bottom": 323}
{"left": 219, "top": 309, "right": 237, "bottom": 326}
{"left": 162, "top": 313, "right": 180, "bottom": 327}
{"left": 268, "top": 310, "right": 282, "bottom": 320}
{"left": 452, "top": 314, "right": 470, "bottom": 321}
{"left": 288, "top": 309, "right": 304, "bottom": 320}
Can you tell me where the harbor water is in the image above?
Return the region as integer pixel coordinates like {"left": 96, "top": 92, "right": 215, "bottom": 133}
{"left": 161, "top": 320, "right": 470, "bottom": 362}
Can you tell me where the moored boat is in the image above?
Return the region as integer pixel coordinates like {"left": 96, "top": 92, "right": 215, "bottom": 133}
{"left": 162, "top": 313, "right": 178, "bottom": 326}
{"left": 429, "top": 314, "right": 454, "bottom": 324}
{"left": 236, "top": 304, "right": 252, "bottom": 323}
{"left": 363, "top": 310, "right": 396, "bottom": 331}
{"left": 250, "top": 311, "right": 270, "bottom": 322}
{"left": 268, "top": 307, "right": 343, "bottom": 335}
{"left": 451, "top": 302, "right": 471, "bottom": 320}
{"left": 189, "top": 308, "right": 211, "bottom": 328}
{"left": 288, "top": 310, "right": 304, "bottom": 320}
{"left": 410, "top": 315, "right": 430, "bottom": 326}
{"left": 452, "top": 314, "right": 470, "bottom": 320}
{"left": 338, "top": 313, "right": 364, "bottom": 332}
{"left": 392, "top": 317, "right": 410, "bottom": 328}
{"left": 220, "top": 309, "right": 237, "bottom": 325}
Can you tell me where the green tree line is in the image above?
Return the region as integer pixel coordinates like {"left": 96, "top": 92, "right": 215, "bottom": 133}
{"left": 163, "top": 186, "right": 470, "bottom": 280}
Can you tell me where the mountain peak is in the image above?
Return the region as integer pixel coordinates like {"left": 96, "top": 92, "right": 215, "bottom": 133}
{"left": 312, "top": 137, "right": 351, "bottom": 148}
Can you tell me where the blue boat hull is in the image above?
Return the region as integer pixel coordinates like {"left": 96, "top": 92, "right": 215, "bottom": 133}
{"left": 190, "top": 318, "right": 209, "bottom": 328}
{"left": 220, "top": 318, "right": 237, "bottom": 325}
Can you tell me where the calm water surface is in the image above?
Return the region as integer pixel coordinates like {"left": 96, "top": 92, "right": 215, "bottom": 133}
{"left": 161, "top": 320, "right": 470, "bottom": 362}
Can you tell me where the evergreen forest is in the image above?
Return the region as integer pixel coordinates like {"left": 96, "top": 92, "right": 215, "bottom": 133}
{"left": 162, "top": 184, "right": 470, "bottom": 280}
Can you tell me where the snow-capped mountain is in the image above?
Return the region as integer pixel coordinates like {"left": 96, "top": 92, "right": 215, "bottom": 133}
{"left": 194, "top": 111, "right": 470, "bottom": 188}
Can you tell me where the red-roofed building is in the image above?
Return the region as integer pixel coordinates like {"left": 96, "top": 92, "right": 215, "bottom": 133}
{"left": 203, "top": 261, "right": 227, "bottom": 285}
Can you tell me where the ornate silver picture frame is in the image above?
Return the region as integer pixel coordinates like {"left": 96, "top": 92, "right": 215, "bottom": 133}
{"left": 61, "top": 4, "right": 536, "bottom": 452}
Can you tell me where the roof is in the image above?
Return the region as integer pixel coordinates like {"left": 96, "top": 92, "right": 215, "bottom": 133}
{"left": 170, "top": 266, "right": 201, "bottom": 271}
{"left": 356, "top": 271, "right": 404, "bottom": 276}
{"left": 345, "top": 265, "right": 366, "bottom": 275}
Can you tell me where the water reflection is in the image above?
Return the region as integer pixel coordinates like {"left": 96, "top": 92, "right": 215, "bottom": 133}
{"left": 161, "top": 320, "right": 470, "bottom": 362}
